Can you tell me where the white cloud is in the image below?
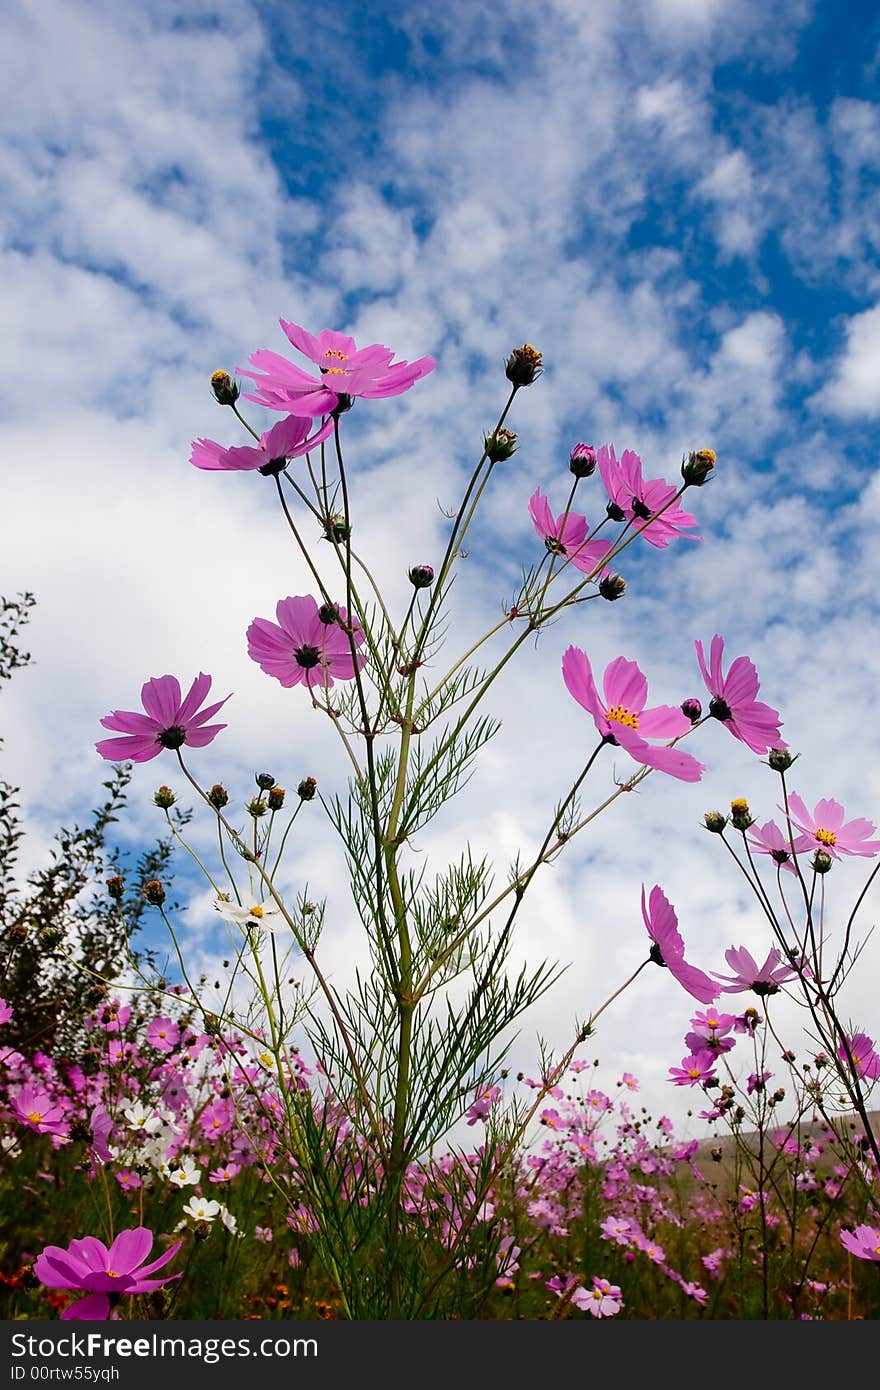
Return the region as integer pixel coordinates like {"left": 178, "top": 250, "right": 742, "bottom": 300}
{"left": 814, "top": 303, "right": 880, "bottom": 418}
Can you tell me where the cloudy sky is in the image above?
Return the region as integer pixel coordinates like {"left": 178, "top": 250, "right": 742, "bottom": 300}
{"left": 3, "top": 0, "right": 880, "bottom": 1137}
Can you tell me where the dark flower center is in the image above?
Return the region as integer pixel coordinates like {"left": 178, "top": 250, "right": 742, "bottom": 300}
{"left": 708, "top": 696, "right": 733, "bottom": 722}
{"left": 157, "top": 725, "right": 187, "bottom": 749}
{"left": 606, "top": 502, "right": 627, "bottom": 523}
{"left": 294, "top": 644, "right": 321, "bottom": 670}
{"left": 631, "top": 498, "right": 652, "bottom": 521}
{"left": 258, "top": 457, "right": 288, "bottom": 477}
{"left": 649, "top": 943, "right": 667, "bottom": 968}
{"left": 751, "top": 981, "right": 779, "bottom": 997}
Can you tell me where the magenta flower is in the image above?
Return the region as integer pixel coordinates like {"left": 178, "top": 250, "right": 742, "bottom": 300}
{"left": 839, "top": 1224, "right": 880, "bottom": 1262}
{"left": 528, "top": 488, "right": 613, "bottom": 577}
{"left": 784, "top": 793, "right": 880, "bottom": 861}
{"left": 0, "top": 998, "right": 12, "bottom": 1025}
{"left": 668, "top": 1055, "right": 717, "bottom": 1087}
{"left": 247, "top": 596, "right": 366, "bottom": 692}
{"left": 712, "top": 945, "right": 801, "bottom": 996}
{"left": 837, "top": 1032, "right": 880, "bottom": 1081}
{"left": 695, "top": 635, "right": 786, "bottom": 754}
{"left": 746, "top": 820, "right": 797, "bottom": 875}
{"left": 190, "top": 412, "right": 334, "bottom": 473}
{"left": 239, "top": 319, "right": 436, "bottom": 417}
{"left": 465, "top": 1084, "right": 502, "bottom": 1126}
{"left": 96, "top": 674, "right": 230, "bottom": 764}
{"left": 641, "top": 885, "right": 720, "bottom": 1004}
{"left": 562, "top": 648, "right": 706, "bottom": 783}
{"left": 10, "top": 1085, "right": 69, "bottom": 1139}
{"left": 34, "top": 1227, "right": 183, "bottom": 1321}
{"left": 571, "top": 1277, "right": 624, "bottom": 1317}
{"left": 596, "top": 444, "right": 700, "bottom": 548}
{"left": 146, "top": 1017, "right": 180, "bottom": 1054}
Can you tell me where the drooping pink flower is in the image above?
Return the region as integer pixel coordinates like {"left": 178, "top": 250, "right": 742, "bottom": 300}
{"left": 96, "top": 674, "right": 230, "bottom": 764}
{"left": 9, "top": 1085, "right": 69, "bottom": 1139}
{"left": 746, "top": 820, "right": 797, "bottom": 874}
{"left": 784, "top": 793, "right": 880, "bottom": 861}
{"left": 641, "top": 885, "right": 720, "bottom": 1004}
{"left": 247, "top": 596, "right": 366, "bottom": 692}
{"left": 562, "top": 648, "right": 706, "bottom": 783}
{"left": 839, "top": 1224, "right": 880, "bottom": 1262}
{"left": 596, "top": 444, "right": 700, "bottom": 548}
{"left": 837, "top": 1032, "right": 880, "bottom": 1081}
{"left": 668, "top": 1055, "right": 718, "bottom": 1087}
{"left": 190, "top": 412, "right": 334, "bottom": 473}
{"left": 34, "top": 1227, "right": 183, "bottom": 1321}
{"left": 527, "top": 488, "right": 613, "bottom": 577}
{"left": 239, "top": 319, "right": 436, "bottom": 417}
{"left": 712, "top": 944, "right": 801, "bottom": 996}
{"left": 695, "top": 635, "right": 786, "bottom": 754}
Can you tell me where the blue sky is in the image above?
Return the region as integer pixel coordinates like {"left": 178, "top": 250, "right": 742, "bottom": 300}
{"left": 2, "top": 0, "right": 880, "bottom": 1132}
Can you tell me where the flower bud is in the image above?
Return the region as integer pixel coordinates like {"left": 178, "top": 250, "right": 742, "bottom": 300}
{"left": 208, "top": 784, "right": 229, "bottom": 810}
{"left": 106, "top": 875, "right": 126, "bottom": 900}
{"left": 255, "top": 772, "right": 275, "bottom": 791}
{"left": 317, "top": 603, "right": 339, "bottom": 626}
{"left": 505, "top": 344, "right": 543, "bottom": 387}
{"left": 768, "top": 748, "right": 796, "bottom": 772}
{"left": 681, "top": 448, "right": 716, "bottom": 487}
{"left": 680, "top": 698, "right": 702, "bottom": 724}
{"left": 323, "top": 514, "right": 351, "bottom": 543}
{"left": 267, "top": 786, "right": 286, "bottom": 811}
{"left": 408, "top": 564, "right": 435, "bottom": 590}
{"left": 247, "top": 797, "right": 267, "bottom": 819}
{"left": 569, "top": 443, "right": 597, "bottom": 478}
{"left": 729, "top": 798, "right": 754, "bottom": 831}
{"left": 143, "top": 879, "right": 166, "bottom": 906}
{"left": 210, "top": 370, "right": 240, "bottom": 406}
{"left": 483, "top": 427, "right": 518, "bottom": 463}
{"left": 297, "top": 777, "right": 317, "bottom": 802}
{"left": 704, "top": 811, "right": 728, "bottom": 833}
{"left": 812, "top": 850, "right": 833, "bottom": 875}
{"left": 598, "top": 574, "right": 627, "bottom": 601}
{"left": 154, "top": 785, "right": 176, "bottom": 809}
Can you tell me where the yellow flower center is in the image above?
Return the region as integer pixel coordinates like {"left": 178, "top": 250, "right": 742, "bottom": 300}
{"left": 730, "top": 798, "right": 750, "bottom": 814}
{"left": 688, "top": 1068, "right": 700, "bottom": 1079}
{"left": 606, "top": 704, "right": 639, "bottom": 729}
{"left": 695, "top": 449, "right": 716, "bottom": 465}
{"left": 106, "top": 1270, "right": 119, "bottom": 1279}
{"left": 323, "top": 349, "right": 349, "bottom": 360}
{"left": 815, "top": 828, "right": 837, "bottom": 847}
{"left": 323, "top": 366, "right": 350, "bottom": 375}
{"left": 248, "top": 905, "right": 264, "bottom": 919}
{"left": 27, "top": 1111, "right": 43, "bottom": 1124}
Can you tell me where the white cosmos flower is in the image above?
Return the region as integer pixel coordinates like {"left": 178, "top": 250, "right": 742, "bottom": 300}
{"left": 182, "top": 1196, "right": 221, "bottom": 1222}
{"left": 217, "top": 1203, "right": 244, "bottom": 1239}
{"left": 169, "top": 1156, "right": 202, "bottom": 1187}
{"left": 214, "top": 897, "right": 284, "bottom": 931}
{"left": 123, "top": 1102, "right": 163, "bottom": 1135}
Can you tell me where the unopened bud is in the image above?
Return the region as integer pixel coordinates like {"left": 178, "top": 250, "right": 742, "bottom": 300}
{"left": 483, "top": 427, "right": 518, "bottom": 463}
{"left": 768, "top": 748, "right": 796, "bottom": 772}
{"left": 267, "top": 786, "right": 286, "bottom": 811}
{"left": 681, "top": 698, "right": 702, "bottom": 723}
{"left": 408, "top": 564, "right": 434, "bottom": 590}
{"left": 143, "top": 879, "right": 166, "bottom": 906}
{"left": 704, "top": 811, "right": 727, "bottom": 834}
{"left": 154, "top": 785, "right": 176, "bottom": 809}
{"left": 729, "top": 798, "right": 754, "bottom": 831}
{"left": 505, "top": 344, "right": 543, "bottom": 387}
{"left": 812, "top": 850, "right": 833, "bottom": 875}
{"left": 323, "top": 514, "right": 351, "bottom": 544}
{"left": 297, "top": 777, "right": 317, "bottom": 802}
{"left": 255, "top": 772, "right": 275, "bottom": 791}
{"left": 317, "top": 603, "right": 339, "bottom": 626}
{"left": 106, "top": 875, "right": 126, "bottom": 900}
{"left": 569, "top": 443, "right": 597, "bottom": 478}
{"left": 210, "top": 370, "right": 240, "bottom": 406}
{"left": 208, "top": 784, "right": 229, "bottom": 810}
{"left": 247, "top": 797, "right": 267, "bottom": 819}
{"left": 681, "top": 448, "right": 716, "bottom": 487}
{"left": 598, "top": 574, "right": 626, "bottom": 601}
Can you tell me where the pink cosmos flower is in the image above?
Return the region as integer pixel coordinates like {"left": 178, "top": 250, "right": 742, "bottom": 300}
{"left": 190, "top": 412, "right": 334, "bottom": 474}
{"left": 596, "top": 444, "right": 700, "bottom": 548}
{"left": 839, "top": 1224, "right": 880, "bottom": 1262}
{"left": 527, "top": 488, "right": 613, "bottom": 577}
{"left": 465, "top": 1084, "right": 502, "bottom": 1125}
{"left": 713, "top": 945, "right": 801, "bottom": 996}
{"left": 837, "top": 1032, "right": 880, "bottom": 1081}
{"left": 746, "top": 820, "right": 797, "bottom": 874}
{"left": 0, "top": 998, "right": 12, "bottom": 1025}
{"left": 562, "top": 648, "right": 706, "bottom": 783}
{"left": 669, "top": 1055, "right": 718, "bottom": 1086}
{"left": 247, "top": 596, "right": 366, "bottom": 692}
{"left": 34, "top": 1227, "right": 183, "bottom": 1321}
{"left": 642, "top": 885, "right": 720, "bottom": 1004}
{"left": 96, "top": 674, "right": 230, "bottom": 764}
{"left": 695, "top": 635, "right": 786, "bottom": 754}
{"left": 89, "top": 1106, "right": 115, "bottom": 1163}
{"left": 239, "top": 319, "right": 436, "bottom": 417}
{"left": 784, "top": 793, "right": 880, "bottom": 861}
{"left": 146, "top": 1017, "right": 180, "bottom": 1054}
{"left": 571, "top": 1277, "right": 624, "bottom": 1317}
{"left": 10, "top": 1086, "right": 69, "bottom": 1139}
{"left": 619, "top": 1072, "right": 640, "bottom": 1091}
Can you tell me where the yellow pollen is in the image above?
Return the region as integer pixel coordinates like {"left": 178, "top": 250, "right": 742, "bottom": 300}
{"left": 249, "top": 905, "right": 264, "bottom": 919}
{"left": 106, "top": 1270, "right": 120, "bottom": 1279}
{"left": 688, "top": 1069, "right": 700, "bottom": 1079}
{"left": 730, "top": 798, "right": 750, "bottom": 814}
{"left": 607, "top": 704, "right": 639, "bottom": 729}
{"left": 815, "top": 828, "right": 837, "bottom": 847}
{"left": 259, "top": 1051, "right": 273, "bottom": 1067}
{"left": 695, "top": 449, "right": 716, "bottom": 465}
{"left": 27, "top": 1111, "right": 43, "bottom": 1124}
{"left": 323, "top": 366, "right": 350, "bottom": 375}
{"left": 323, "top": 349, "right": 349, "bottom": 360}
